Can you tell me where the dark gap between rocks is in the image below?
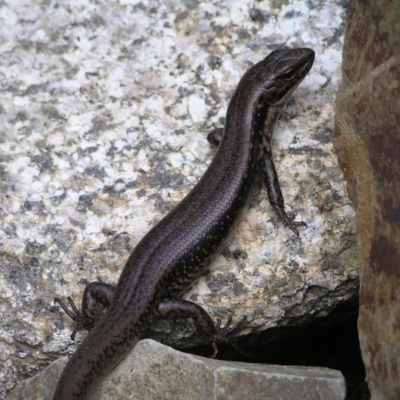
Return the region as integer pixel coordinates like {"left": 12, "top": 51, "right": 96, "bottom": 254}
{"left": 183, "top": 298, "right": 370, "bottom": 400}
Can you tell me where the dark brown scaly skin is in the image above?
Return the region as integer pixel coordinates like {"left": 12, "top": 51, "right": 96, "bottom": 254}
{"left": 52, "top": 48, "right": 315, "bottom": 399}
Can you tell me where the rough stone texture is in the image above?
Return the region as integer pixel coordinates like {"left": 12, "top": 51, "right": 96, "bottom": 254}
{"left": 333, "top": 1, "right": 400, "bottom": 399}
{"left": 0, "top": 0, "right": 355, "bottom": 397}
{"left": 9, "top": 339, "right": 346, "bottom": 400}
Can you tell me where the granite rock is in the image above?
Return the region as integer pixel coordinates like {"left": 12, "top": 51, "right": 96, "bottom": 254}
{"left": 0, "top": 0, "right": 354, "bottom": 397}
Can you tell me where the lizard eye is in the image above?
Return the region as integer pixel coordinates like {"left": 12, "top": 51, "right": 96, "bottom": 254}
{"left": 276, "top": 65, "right": 298, "bottom": 81}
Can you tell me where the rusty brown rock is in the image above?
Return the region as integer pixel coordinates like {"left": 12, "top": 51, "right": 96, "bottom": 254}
{"left": 333, "top": 1, "right": 400, "bottom": 399}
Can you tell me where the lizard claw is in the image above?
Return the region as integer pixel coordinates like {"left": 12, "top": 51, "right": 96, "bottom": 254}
{"left": 54, "top": 297, "right": 95, "bottom": 340}
{"left": 210, "top": 315, "right": 249, "bottom": 358}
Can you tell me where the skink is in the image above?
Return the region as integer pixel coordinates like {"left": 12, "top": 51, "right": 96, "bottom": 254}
{"left": 52, "top": 47, "right": 315, "bottom": 399}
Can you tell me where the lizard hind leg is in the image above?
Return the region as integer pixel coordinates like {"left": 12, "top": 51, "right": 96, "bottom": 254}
{"left": 54, "top": 281, "right": 115, "bottom": 340}
{"left": 157, "top": 298, "right": 248, "bottom": 358}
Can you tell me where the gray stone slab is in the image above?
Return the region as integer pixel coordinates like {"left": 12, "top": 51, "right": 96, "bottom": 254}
{"left": 9, "top": 339, "right": 346, "bottom": 400}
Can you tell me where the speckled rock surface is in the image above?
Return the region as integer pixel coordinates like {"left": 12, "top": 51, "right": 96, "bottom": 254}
{"left": 9, "top": 339, "right": 346, "bottom": 400}
{"left": 0, "top": 0, "right": 354, "bottom": 397}
{"left": 333, "top": 1, "right": 400, "bottom": 399}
